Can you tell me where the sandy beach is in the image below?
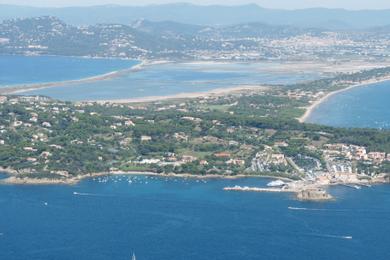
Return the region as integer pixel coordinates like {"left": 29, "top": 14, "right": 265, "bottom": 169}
{"left": 298, "top": 75, "right": 390, "bottom": 123}
{"left": 92, "top": 85, "right": 269, "bottom": 104}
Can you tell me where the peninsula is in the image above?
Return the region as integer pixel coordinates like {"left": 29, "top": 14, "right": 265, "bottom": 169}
{"left": 1, "top": 66, "right": 390, "bottom": 202}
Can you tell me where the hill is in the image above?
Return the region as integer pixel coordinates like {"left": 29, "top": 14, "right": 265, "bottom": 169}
{"left": 1, "top": 4, "right": 390, "bottom": 29}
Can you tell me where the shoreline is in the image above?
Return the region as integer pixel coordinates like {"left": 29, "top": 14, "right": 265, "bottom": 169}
{"left": 298, "top": 76, "right": 390, "bottom": 123}
{"left": 91, "top": 85, "right": 269, "bottom": 104}
{"left": 0, "top": 168, "right": 294, "bottom": 185}
{"left": 0, "top": 59, "right": 170, "bottom": 95}
{"left": 2, "top": 170, "right": 388, "bottom": 202}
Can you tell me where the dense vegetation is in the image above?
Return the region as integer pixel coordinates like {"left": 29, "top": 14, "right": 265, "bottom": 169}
{"left": 1, "top": 67, "right": 390, "bottom": 180}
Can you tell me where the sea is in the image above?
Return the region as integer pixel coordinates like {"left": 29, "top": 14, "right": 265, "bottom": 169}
{"left": 0, "top": 55, "right": 325, "bottom": 101}
{"left": 0, "top": 175, "right": 389, "bottom": 260}
{"left": 306, "top": 81, "right": 390, "bottom": 129}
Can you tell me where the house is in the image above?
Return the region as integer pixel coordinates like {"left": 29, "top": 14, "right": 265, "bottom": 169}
{"left": 42, "top": 122, "right": 52, "bottom": 128}
{"left": 354, "top": 146, "right": 367, "bottom": 160}
{"left": 271, "top": 154, "right": 286, "bottom": 164}
{"left": 199, "top": 160, "right": 209, "bottom": 166}
{"left": 40, "top": 152, "right": 52, "bottom": 158}
{"left": 226, "top": 159, "right": 245, "bottom": 166}
{"left": 228, "top": 140, "right": 239, "bottom": 146}
{"left": 24, "top": 147, "right": 37, "bottom": 152}
{"left": 138, "top": 158, "right": 160, "bottom": 164}
{"left": 174, "top": 132, "right": 188, "bottom": 142}
{"left": 13, "top": 121, "right": 23, "bottom": 127}
{"left": 30, "top": 117, "right": 38, "bottom": 123}
{"left": 141, "top": 135, "right": 152, "bottom": 142}
{"left": 182, "top": 116, "right": 202, "bottom": 123}
{"left": 368, "top": 152, "right": 386, "bottom": 162}
{"left": 49, "top": 144, "right": 63, "bottom": 149}
{"left": 125, "top": 120, "right": 135, "bottom": 127}
{"left": 182, "top": 155, "right": 197, "bottom": 163}
{"left": 214, "top": 152, "right": 231, "bottom": 158}
{"left": 274, "top": 141, "right": 289, "bottom": 147}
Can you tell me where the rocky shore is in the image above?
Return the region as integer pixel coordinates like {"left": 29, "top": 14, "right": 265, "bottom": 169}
{"left": 296, "top": 188, "right": 333, "bottom": 201}
{"left": 223, "top": 184, "right": 334, "bottom": 201}
{"left": 223, "top": 174, "right": 390, "bottom": 201}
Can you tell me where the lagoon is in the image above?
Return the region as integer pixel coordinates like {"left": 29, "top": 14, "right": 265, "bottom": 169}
{"left": 23, "top": 61, "right": 323, "bottom": 101}
{"left": 1, "top": 56, "right": 326, "bottom": 101}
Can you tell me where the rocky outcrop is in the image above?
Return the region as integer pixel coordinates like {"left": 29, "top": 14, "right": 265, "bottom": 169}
{"left": 296, "top": 188, "right": 333, "bottom": 201}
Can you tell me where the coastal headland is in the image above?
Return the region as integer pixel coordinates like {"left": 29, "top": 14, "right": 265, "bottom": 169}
{"left": 1, "top": 62, "right": 390, "bottom": 203}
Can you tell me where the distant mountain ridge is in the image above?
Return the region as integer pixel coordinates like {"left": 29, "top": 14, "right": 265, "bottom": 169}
{"left": 1, "top": 16, "right": 389, "bottom": 61}
{"left": 1, "top": 3, "right": 390, "bottom": 29}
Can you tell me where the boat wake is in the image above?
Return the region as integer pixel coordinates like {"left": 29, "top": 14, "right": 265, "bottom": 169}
{"left": 310, "top": 233, "right": 353, "bottom": 240}
{"left": 288, "top": 206, "right": 350, "bottom": 212}
{"left": 73, "top": 191, "right": 108, "bottom": 197}
{"left": 288, "top": 206, "right": 329, "bottom": 211}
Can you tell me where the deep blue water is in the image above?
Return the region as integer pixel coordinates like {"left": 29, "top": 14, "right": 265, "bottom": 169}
{"left": 1, "top": 175, "right": 389, "bottom": 260}
{"left": 307, "top": 81, "right": 390, "bottom": 129}
{"left": 0, "top": 55, "right": 138, "bottom": 86}
{"left": 22, "top": 61, "right": 323, "bottom": 101}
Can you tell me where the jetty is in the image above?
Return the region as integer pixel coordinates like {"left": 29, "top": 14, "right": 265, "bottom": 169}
{"left": 223, "top": 185, "right": 290, "bottom": 193}
{"left": 223, "top": 184, "right": 333, "bottom": 201}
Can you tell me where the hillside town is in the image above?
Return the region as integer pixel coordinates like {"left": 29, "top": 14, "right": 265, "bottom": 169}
{"left": 1, "top": 16, "right": 390, "bottom": 61}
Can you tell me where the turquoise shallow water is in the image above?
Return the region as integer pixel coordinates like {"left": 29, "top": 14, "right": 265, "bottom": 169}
{"left": 0, "top": 175, "right": 389, "bottom": 260}
{"left": 306, "top": 81, "right": 390, "bottom": 129}
{"left": 0, "top": 55, "right": 138, "bottom": 86}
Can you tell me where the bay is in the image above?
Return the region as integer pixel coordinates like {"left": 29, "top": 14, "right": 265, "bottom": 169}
{"left": 0, "top": 175, "right": 389, "bottom": 260}
{"left": 306, "top": 81, "right": 390, "bottom": 129}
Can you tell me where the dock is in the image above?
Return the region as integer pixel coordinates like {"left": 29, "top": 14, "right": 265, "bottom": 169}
{"left": 223, "top": 185, "right": 292, "bottom": 193}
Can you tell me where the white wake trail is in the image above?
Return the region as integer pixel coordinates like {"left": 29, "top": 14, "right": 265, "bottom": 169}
{"left": 73, "top": 191, "right": 108, "bottom": 197}
{"left": 311, "top": 233, "right": 353, "bottom": 240}
{"left": 288, "top": 206, "right": 329, "bottom": 211}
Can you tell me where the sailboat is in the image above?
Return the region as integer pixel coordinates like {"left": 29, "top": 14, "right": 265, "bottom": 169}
{"left": 132, "top": 253, "right": 136, "bottom": 260}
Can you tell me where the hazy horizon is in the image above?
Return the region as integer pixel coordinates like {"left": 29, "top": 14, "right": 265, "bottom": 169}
{"left": 1, "top": 0, "right": 390, "bottom": 10}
